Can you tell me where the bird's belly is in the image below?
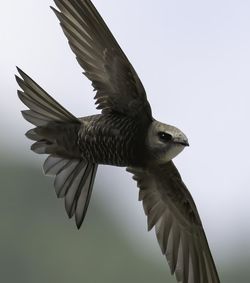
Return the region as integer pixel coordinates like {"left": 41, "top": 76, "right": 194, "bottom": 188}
{"left": 77, "top": 114, "right": 146, "bottom": 166}
{"left": 80, "top": 136, "right": 130, "bottom": 166}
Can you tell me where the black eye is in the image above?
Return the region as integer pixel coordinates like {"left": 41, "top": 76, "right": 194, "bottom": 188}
{"left": 158, "top": 132, "right": 172, "bottom": 142}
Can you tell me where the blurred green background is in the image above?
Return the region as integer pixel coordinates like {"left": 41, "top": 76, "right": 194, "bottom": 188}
{"left": 0, "top": 152, "right": 249, "bottom": 283}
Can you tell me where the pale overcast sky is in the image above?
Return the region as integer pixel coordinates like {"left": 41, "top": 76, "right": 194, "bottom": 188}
{"left": 1, "top": 0, "right": 250, "bottom": 269}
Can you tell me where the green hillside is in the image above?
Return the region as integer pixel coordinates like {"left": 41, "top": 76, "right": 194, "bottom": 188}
{"left": 0, "top": 158, "right": 248, "bottom": 282}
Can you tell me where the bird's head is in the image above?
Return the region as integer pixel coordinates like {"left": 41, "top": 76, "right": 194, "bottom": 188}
{"left": 146, "top": 120, "right": 189, "bottom": 164}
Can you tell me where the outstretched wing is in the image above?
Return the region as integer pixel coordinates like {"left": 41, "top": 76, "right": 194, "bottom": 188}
{"left": 52, "top": 0, "right": 152, "bottom": 121}
{"left": 127, "top": 162, "right": 220, "bottom": 283}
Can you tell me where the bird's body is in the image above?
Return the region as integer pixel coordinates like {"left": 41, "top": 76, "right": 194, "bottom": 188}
{"left": 29, "top": 112, "right": 149, "bottom": 166}
{"left": 77, "top": 113, "right": 148, "bottom": 166}
{"left": 16, "top": 0, "right": 221, "bottom": 282}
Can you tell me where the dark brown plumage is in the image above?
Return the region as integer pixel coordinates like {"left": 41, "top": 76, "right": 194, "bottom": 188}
{"left": 16, "top": 1, "right": 221, "bottom": 282}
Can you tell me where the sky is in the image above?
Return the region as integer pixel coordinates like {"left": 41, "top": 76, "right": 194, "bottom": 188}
{"left": 1, "top": 0, "right": 250, "bottom": 270}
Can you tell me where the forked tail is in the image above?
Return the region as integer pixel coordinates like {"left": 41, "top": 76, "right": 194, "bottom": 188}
{"left": 16, "top": 67, "right": 98, "bottom": 228}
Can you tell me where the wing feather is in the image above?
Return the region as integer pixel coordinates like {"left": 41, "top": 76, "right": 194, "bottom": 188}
{"left": 127, "top": 162, "right": 220, "bottom": 283}
{"left": 52, "top": 0, "right": 152, "bottom": 121}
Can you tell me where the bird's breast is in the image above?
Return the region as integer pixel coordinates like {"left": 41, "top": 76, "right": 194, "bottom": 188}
{"left": 77, "top": 114, "right": 148, "bottom": 166}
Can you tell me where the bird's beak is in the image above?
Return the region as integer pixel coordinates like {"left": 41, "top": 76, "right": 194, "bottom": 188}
{"left": 182, "top": 140, "right": 189, "bottom": 147}
{"left": 174, "top": 139, "right": 189, "bottom": 147}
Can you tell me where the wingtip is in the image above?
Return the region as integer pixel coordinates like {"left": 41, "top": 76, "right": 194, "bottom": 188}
{"left": 50, "top": 5, "right": 58, "bottom": 14}
{"left": 147, "top": 224, "right": 153, "bottom": 232}
{"left": 16, "top": 66, "right": 21, "bottom": 73}
{"left": 16, "top": 66, "right": 25, "bottom": 77}
{"left": 15, "top": 67, "right": 25, "bottom": 83}
{"left": 50, "top": 5, "right": 63, "bottom": 22}
{"left": 17, "top": 90, "right": 24, "bottom": 100}
{"left": 15, "top": 67, "right": 31, "bottom": 82}
{"left": 50, "top": 0, "right": 61, "bottom": 16}
{"left": 15, "top": 74, "right": 22, "bottom": 84}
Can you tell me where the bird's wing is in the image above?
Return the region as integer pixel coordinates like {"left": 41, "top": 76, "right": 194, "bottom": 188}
{"left": 52, "top": 0, "right": 152, "bottom": 121}
{"left": 127, "top": 162, "right": 220, "bottom": 283}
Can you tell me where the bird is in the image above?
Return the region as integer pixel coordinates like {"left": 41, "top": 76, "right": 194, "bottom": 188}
{"left": 16, "top": 0, "right": 221, "bottom": 282}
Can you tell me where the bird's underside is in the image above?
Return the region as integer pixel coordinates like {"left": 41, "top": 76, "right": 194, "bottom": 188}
{"left": 77, "top": 114, "right": 148, "bottom": 166}
{"left": 26, "top": 111, "right": 148, "bottom": 166}
{"left": 16, "top": 0, "right": 221, "bottom": 282}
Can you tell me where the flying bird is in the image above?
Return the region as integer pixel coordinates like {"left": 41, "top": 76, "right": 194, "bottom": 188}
{"left": 16, "top": 0, "right": 221, "bottom": 282}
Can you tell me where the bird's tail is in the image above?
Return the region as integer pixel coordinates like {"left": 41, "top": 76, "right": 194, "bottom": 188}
{"left": 16, "top": 67, "right": 98, "bottom": 228}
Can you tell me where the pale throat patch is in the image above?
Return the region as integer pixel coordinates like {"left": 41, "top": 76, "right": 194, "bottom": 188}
{"left": 160, "top": 144, "right": 185, "bottom": 163}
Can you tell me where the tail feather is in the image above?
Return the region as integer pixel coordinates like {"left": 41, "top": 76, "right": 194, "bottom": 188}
{"left": 16, "top": 67, "right": 98, "bottom": 229}
{"left": 74, "top": 163, "right": 97, "bottom": 228}
{"left": 44, "top": 155, "right": 98, "bottom": 228}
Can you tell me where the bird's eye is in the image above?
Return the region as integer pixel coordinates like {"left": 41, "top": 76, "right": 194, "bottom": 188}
{"left": 158, "top": 132, "right": 172, "bottom": 142}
